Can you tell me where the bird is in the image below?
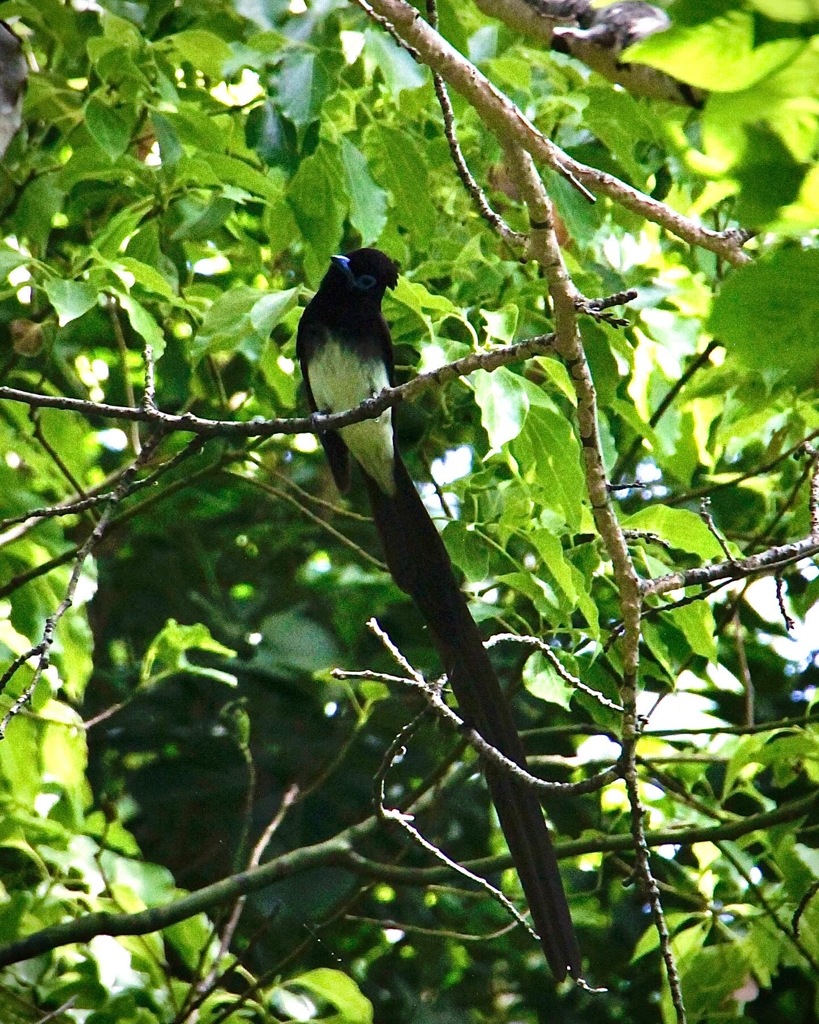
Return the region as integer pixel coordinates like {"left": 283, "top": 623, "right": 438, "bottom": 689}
{"left": 296, "top": 248, "right": 581, "bottom": 981}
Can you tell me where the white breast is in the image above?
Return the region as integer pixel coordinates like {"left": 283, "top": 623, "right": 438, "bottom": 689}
{"left": 309, "top": 341, "right": 396, "bottom": 495}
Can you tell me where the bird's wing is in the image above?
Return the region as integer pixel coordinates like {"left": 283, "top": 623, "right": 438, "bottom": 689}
{"left": 296, "top": 315, "right": 352, "bottom": 493}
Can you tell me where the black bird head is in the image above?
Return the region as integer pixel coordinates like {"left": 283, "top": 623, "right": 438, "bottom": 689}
{"left": 325, "top": 248, "right": 399, "bottom": 301}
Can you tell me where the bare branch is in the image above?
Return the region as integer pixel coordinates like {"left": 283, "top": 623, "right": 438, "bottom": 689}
{"left": 0, "top": 435, "right": 166, "bottom": 733}
{"left": 374, "top": 709, "right": 541, "bottom": 942}
{"left": 358, "top": 620, "right": 621, "bottom": 797}
{"left": 641, "top": 536, "right": 819, "bottom": 599}
{"left": 0, "top": 332, "right": 557, "bottom": 439}
{"left": 0, "top": 789, "right": 813, "bottom": 970}
{"left": 355, "top": 0, "right": 750, "bottom": 264}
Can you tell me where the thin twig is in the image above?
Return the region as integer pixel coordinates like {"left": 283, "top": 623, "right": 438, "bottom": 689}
{"left": 0, "top": 434, "right": 207, "bottom": 540}
{"left": 622, "top": 762, "right": 686, "bottom": 1022}
{"left": 355, "top": 0, "right": 420, "bottom": 58}
{"left": 355, "top": 0, "right": 749, "bottom": 264}
{"left": 718, "top": 841, "right": 819, "bottom": 975}
{"left": 665, "top": 428, "right": 819, "bottom": 508}
{"left": 0, "top": 491, "right": 118, "bottom": 530}
{"left": 359, "top": 622, "right": 621, "bottom": 797}
{"left": 234, "top": 473, "right": 387, "bottom": 571}
{"left": 775, "top": 574, "right": 795, "bottom": 633}
{"left": 501, "top": 140, "right": 684, "bottom": 1020}
{"left": 0, "top": 440, "right": 223, "bottom": 602}
{"left": 143, "top": 341, "right": 156, "bottom": 411}
{"left": 0, "top": 435, "right": 165, "bottom": 734}
{"left": 268, "top": 466, "right": 371, "bottom": 522}
{"left": 183, "top": 785, "right": 300, "bottom": 1019}
{"left": 0, "top": 790, "right": 814, "bottom": 969}
{"left": 699, "top": 498, "right": 733, "bottom": 562}
{"left": 733, "top": 607, "right": 754, "bottom": 727}
{"left": 344, "top": 913, "right": 518, "bottom": 942}
{"left": 36, "top": 996, "right": 78, "bottom": 1024}
{"left": 801, "top": 442, "right": 819, "bottom": 542}
{"left": 792, "top": 880, "right": 819, "bottom": 938}
{"left": 426, "top": 0, "right": 525, "bottom": 248}
{"left": 108, "top": 297, "right": 141, "bottom": 454}
{"left": 485, "top": 632, "right": 624, "bottom": 712}
{"left": 375, "top": 712, "right": 540, "bottom": 943}
{"left": 641, "top": 535, "right": 819, "bottom": 598}
{"left": 29, "top": 407, "right": 86, "bottom": 498}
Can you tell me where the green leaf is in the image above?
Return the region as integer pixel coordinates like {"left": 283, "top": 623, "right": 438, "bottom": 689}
{"left": 624, "top": 13, "right": 802, "bottom": 92}
{"left": 162, "top": 30, "right": 232, "bottom": 79}
{"left": 0, "top": 244, "right": 26, "bottom": 278}
{"left": 170, "top": 196, "right": 234, "bottom": 242}
{"left": 666, "top": 601, "right": 717, "bottom": 662}
{"left": 287, "top": 968, "right": 373, "bottom": 1024}
{"left": 731, "top": 126, "right": 808, "bottom": 225}
{"left": 373, "top": 126, "right": 435, "bottom": 240}
{"left": 164, "top": 913, "right": 215, "bottom": 972}
{"left": 471, "top": 367, "right": 529, "bottom": 450}
{"left": 441, "top": 521, "right": 491, "bottom": 581}
{"left": 364, "top": 27, "right": 426, "bottom": 96}
{"left": 189, "top": 286, "right": 291, "bottom": 365}
{"left": 41, "top": 706, "right": 87, "bottom": 794}
{"left": 246, "top": 101, "right": 299, "bottom": 171}
{"left": 512, "top": 403, "right": 586, "bottom": 530}
{"left": 480, "top": 304, "right": 519, "bottom": 344}
{"left": 498, "top": 570, "right": 559, "bottom": 616}
{"left": 161, "top": 105, "right": 229, "bottom": 154}
{"left": 116, "top": 293, "right": 166, "bottom": 359}
{"left": 522, "top": 651, "right": 574, "bottom": 710}
{"left": 259, "top": 343, "right": 300, "bottom": 407}
{"left": 278, "top": 51, "right": 332, "bottom": 128}
{"left": 151, "top": 111, "right": 183, "bottom": 166}
{"left": 340, "top": 138, "right": 387, "bottom": 246}
{"left": 112, "top": 258, "right": 176, "bottom": 300}
{"left": 632, "top": 915, "right": 708, "bottom": 963}
{"left": 200, "top": 154, "right": 280, "bottom": 201}
{"left": 623, "top": 506, "right": 733, "bottom": 562}
{"left": 43, "top": 279, "right": 98, "bottom": 325}
{"left": 392, "top": 276, "right": 463, "bottom": 317}
{"left": 15, "top": 173, "right": 64, "bottom": 252}
{"left": 99, "top": 10, "right": 143, "bottom": 50}
{"left": 250, "top": 288, "right": 299, "bottom": 336}
{"left": 288, "top": 143, "right": 346, "bottom": 282}
{"left": 709, "top": 249, "right": 819, "bottom": 381}
{"left": 141, "top": 619, "right": 237, "bottom": 687}
{"left": 530, "top": 528, "right": 600, "bottom": 633}
{"left": 93, "top": 201, "right": 154, "bottom": 260}
{"left": 85, "top": 97, "right": 132, "bottom": 161}
{"left": 748, "top": 0, "right": 819, "bottom": 22}
{"left": 679, "top": 942, "right": 753, "bottom": 1020}
{"left": 248, "top": 610, "right": 339, "bottom": 680}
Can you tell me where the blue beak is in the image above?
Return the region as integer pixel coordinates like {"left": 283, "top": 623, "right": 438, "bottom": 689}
{"left": 330, "top": 254, "right": 354, "bottom": 281}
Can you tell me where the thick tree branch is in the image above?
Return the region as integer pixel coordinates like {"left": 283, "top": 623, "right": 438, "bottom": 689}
{"left": 501, "top": 142, "right": 683, "bottom": 1017}
{"left": 0, "top": 789, "right": 812, "bottom": 970}
{"left": 0, "top": 332, "right": 556, "bottom": 440}
{"left": 471, "top": 0, "right": 704, "bottom": 105}
{"left": 354, "top": 0, "right": 749, "bottom": 265}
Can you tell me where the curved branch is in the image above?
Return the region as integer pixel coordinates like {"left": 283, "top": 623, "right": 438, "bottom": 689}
{"left": 641, "top": 536, "right": 819, "bottom": 599}
{"left": 1, "top": 789, "right": 812, "bottom": 969}
{"left": 0, "top": 333, "right": 556, "bottom": 440}
{"left": 356, "top": 0, "right": 749, "bottom": 265}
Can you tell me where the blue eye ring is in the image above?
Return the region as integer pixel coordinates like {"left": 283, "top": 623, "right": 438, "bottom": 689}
{"left": 354, "top": 273, "right": 377, "bottom": 290}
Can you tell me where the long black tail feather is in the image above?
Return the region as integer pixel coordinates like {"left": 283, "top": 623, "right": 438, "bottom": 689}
{"left": 364, "top": 458, "right": 581, "bottom": 980}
